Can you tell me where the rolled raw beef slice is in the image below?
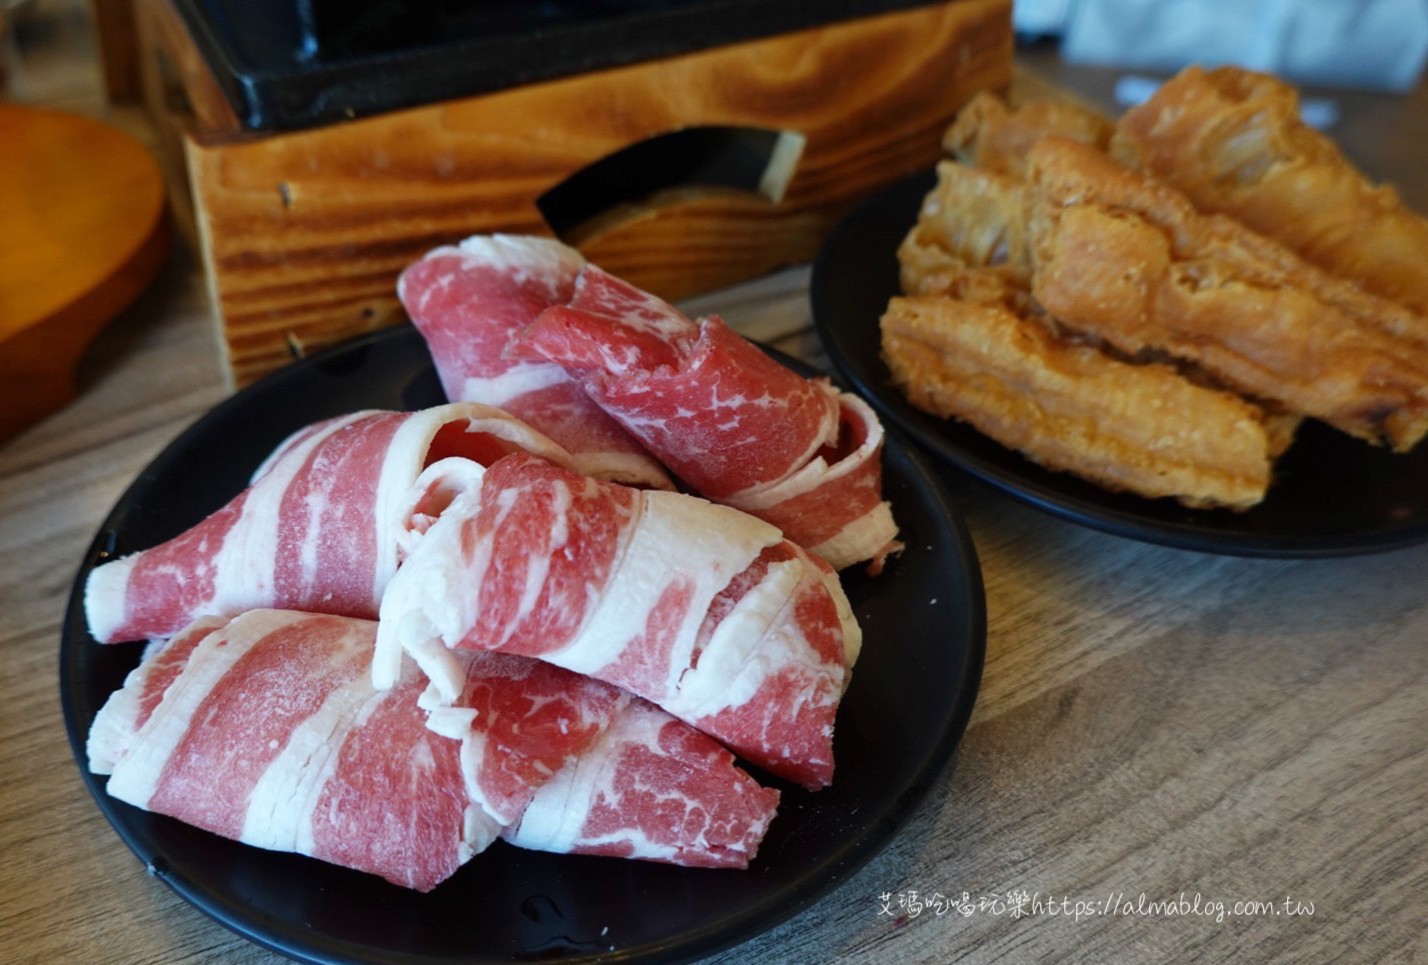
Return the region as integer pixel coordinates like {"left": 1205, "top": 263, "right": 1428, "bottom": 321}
{"left": 86, "top": 616, "right": 227, "bottom": 775}
{"left": 90, "top": 609, "right": 780, "bottom": 887}
{"left": 421, "top": 649, "right": 630, "bottom": 828}
{"left": 722, "top": 392, "right": 897, "bottom": 573}
{"left": 376, "top": 452, "right": 860, "bottom": 789}
{"left": 97, "top": 610, "right": 487, "bottom": 892}
{"left": 398, "top": 235, "right": 671, "bottom": 489}
{"left": 505, "top": 699, "right": 780, "bottom": 869}
{"left": 507, "top": 257, "right": 900, "bottom": 570}
{"left": 520, "top": 263, "right": 839, "bottom": 498}
{"left": 84, "top": 403, "right": 574, "bottom": 644}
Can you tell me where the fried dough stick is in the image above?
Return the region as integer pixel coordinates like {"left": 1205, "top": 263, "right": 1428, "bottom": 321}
{"left": 898, "top": 160, "right": 1033, "bottom": 296}
{"left": 901, "top": 88, "right": 1114, "bottom": 296}
{"left": 881, "top": 279, "right": 1280, "bottom": 509}
{"left": 1028, "top": 137, "right": 1428, "bottom": 451}
{"left": 1111, "top": 66, "right": 1428, "bottom": 319}
{"left": 944, "top": 91, "right": 1113, "bottom": 179}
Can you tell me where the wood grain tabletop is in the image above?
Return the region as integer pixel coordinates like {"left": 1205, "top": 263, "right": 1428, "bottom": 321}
{"left": 3, "top": 7, "right": 1426, "bottom": 964}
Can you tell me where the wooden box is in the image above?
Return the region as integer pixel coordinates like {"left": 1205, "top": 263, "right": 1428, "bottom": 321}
{"left": 132, "top": 0, "right": 1013, "bottom": 385}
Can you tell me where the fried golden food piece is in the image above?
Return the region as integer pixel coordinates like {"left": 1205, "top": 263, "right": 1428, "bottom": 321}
{"left": 1027, "top": 137, "right": 1428, "bottom": 451}
{"left": 898, "top": 160, "right": 1032, "bottom": 295}
{"left": 945, "top": 91, "right": 1114, "bottom": 178}
{"left": 904, "top": 91, "right": 1112, "bottom": 294}
{"left": 1110, "top": 65, "right": 1428, "bottom": 317}
{"left": 881, "top": 287, "right": 1279, "bottom": 509}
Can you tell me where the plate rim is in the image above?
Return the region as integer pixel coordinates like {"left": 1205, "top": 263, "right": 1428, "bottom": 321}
{"left": 811, "top": 169, "right": 1428, "bottom": 559}
{"left": 60, "top": 323, "right": 987, "bottom": 965}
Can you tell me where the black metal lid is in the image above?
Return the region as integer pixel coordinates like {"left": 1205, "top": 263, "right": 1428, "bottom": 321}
{"left": 175, "top": 0, "right": 946, "bottom": 131}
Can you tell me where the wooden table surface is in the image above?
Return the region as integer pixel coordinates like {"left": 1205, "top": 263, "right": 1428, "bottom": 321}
{"left": 4, "top": 10, "right": 1427, "bottom": 965}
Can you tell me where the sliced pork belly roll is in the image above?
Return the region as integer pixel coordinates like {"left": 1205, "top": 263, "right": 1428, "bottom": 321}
{"left": 84, "top": 403, "right": 572, "bottom": 644}
{"left": 506, "top": 257, "right": 900, "bottom": 570}
{"left": 89, "top": 610, "right": 780, "bottom": 887}
{"left": 398, "top": 235, "right": 671, "bottom": 489}
{"left": 376, "top": 452, "right": 861, "bottom": 789}
{"left": 505, "top": 699, "right": 780, "bottom": 869}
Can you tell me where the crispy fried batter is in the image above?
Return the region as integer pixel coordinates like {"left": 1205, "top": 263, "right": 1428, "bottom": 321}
{"left": 898, "top": 160, "right": 1032, "bottom": 295}
{"left": 881, "top": 288, "right": 1278, "bottom": 509}
{"left": 1027, "top": 137, "right": 1428, "bottom": 451}
{"left": 883, "top": 69, "right": 1428, "bottom": 515}
{"left": 1110, "top": 66, "right": 1428, "bottom": 318}
{"left": 905, "top": 92, "right": 1112, "bottom": 295}
{"left": 945, "top": 91, "right": 1114, "bottom": 178}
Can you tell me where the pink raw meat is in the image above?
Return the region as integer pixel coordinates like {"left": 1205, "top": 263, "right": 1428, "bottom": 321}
{"left": 84, "top": 403, "right": 572, "bottom": 644}
{"left": 505, "top": 700, "right": 780, "bottom": 869}
{"left": 85, "top": 616, "right": 227, "bottom": 774}
{"left": 94, "top": 610, "right": 483, "bottom": 891}
{"left": 505, "top": 255, "right": 900, "bottom": 570}
{"left": 376, "top": 452, "right": 861, "bottom": 790}
{"left": 89, "top": 610, "right": 780, "bottom": 888}
{"left": 398, "top": 235, "right": 670, "bottom": 489}
{"left": 423, "top": 650, "right": 629, "bottom": 827}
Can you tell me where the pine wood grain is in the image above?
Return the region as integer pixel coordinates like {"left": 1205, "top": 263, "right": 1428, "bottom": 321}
{"left": 179, "top": 0, "right": 1012, "bottom": 385}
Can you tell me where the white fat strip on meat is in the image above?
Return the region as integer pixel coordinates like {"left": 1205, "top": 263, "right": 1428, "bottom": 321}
{"left": 83, "top": 411, "right": 356, "bottom": 645}
{"left": 376, "top": 470, "right": 782, "bottom": 704}
{"left": 373, "top": 403, "right": 570, "bottom": 592}
{"left": 724, "top": 393, "right": 900, "bottom": 571}
{"left": 100, "top": 614, "right": 276, "bottom": 810}
{"left": 86, "top": 616, "right": 229, "bottom": 775}
{"left": 84, "top": 403, "right": 578, "bottom": 646}
{"left": 557, "top": 490, "right": 781, "bottom": 688}
{"left": 375, "top": 453, "right": 859, "bottom": 788}
{"left": 399, "top": 235, "right": 673, "bottom": 491}
{"left": 674, "top": 543, "right": 862, "bottom": 725}
{"left": 90, "top": 609, "right": 782, "bottom": 885}
{"left": 505, "top": 699, "right": 779, "bottom": 869}
{"left": 371, "top": 461, "right": 490, "bottom": 695}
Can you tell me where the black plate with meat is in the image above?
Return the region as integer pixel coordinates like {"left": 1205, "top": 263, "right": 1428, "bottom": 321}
{"left": 60, "top": 324, "right": 985, "bottom": 964}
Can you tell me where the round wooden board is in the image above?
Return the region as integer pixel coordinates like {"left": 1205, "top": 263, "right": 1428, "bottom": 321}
{"left": 0, "top": 104, "right": 169, "bottom": 442}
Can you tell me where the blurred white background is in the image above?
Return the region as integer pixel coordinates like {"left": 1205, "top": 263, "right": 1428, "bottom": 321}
{"left": 1014, "top": 0, "right": 1428, "bottom": 90}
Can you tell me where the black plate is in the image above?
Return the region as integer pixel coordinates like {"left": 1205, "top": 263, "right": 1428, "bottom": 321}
{"left": 60, "top": 325, "right": 985, "bottom": 964}
{"left": 812, "top": 171, "right": 1428, "bottom": 558}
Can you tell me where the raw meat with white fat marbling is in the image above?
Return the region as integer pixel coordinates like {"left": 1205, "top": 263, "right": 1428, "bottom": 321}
{"left": 398, "top": 235, "right": 671, "bottom": 489}
{"left": 83, "top": 403, "right": 575, "bottom": 644}
{"left": 93, "top": 610, "right": 490, "bottom": 891}
{"left": 505, "top": 699, "right": 780, "bottom": 868}
{"left": 505, "top": 255, "right": 900, "bottom": 569}
{"left": 375, "top": 451, "right": 860, "bottom": 789}
{"left": 90, "top": 609, "right": 779, "bottom": 888}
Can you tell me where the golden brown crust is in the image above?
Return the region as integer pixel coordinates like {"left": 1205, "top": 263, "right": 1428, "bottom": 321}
{"left": 885, "top": 73, "right": 1428, "bottom": 513}
{"left": 880, "top": 290, "right": 1275, "bottom": 508}
{"left": 944, "top": 91, "right": 1114, "bottom": 179}
{"left": 897, "top": 160, "right": 1032, "bottom": 295}
{"left": 1026, "top": 137, "right": 1428, "bottom": 451}
{"left": 1110, "top": 65, "right": 1428, "bottom": 317}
